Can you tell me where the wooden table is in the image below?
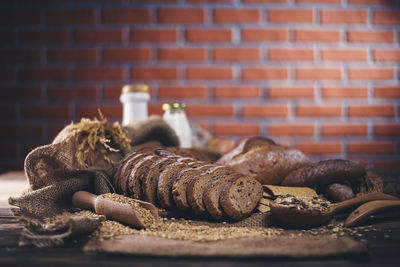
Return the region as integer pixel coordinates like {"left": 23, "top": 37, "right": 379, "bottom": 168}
{"left": 1, "top": 172, "right": 400, "bottom": 266}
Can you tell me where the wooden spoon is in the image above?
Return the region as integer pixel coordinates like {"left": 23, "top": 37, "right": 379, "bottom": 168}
{"left": 344, "top": 200, "right": 400, "bottom": 227}
{"left": 72, "top": 191, "right": 159, "bottom": 229}
{"left": 269, "top": 192, "right": 398, "bottom": 228}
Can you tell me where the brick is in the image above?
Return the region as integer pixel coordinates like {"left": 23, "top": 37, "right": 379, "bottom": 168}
{"left": 0, "top": 86, "right": 42, "bottom": 100}
{"left": 347, "top": 30, "right": 394, "bottom": 43}
{"left": 186, "top": 29, "right": 231, "bottom": 42}
{"left": 214, "top": 86, "right": 261, "bottom": 98}
{"left": 373, "top": 50, "right": 400, "bottom": 62}
{"left": 373, "top": 10, "right": 400, "bottom": 25}
{"left": 321, "top": 124, "right": 367, "bottom": 136}
{"left": 348, "top": 68, "right": 394, "bottom": 80}
{"left": 269, "top": 124, "right": 314, "bottom": 136}
{"left": 320, "top": 10, "right": 367, "bottom": 24}
{"left": 21, "top": 105, "right": 71, "bottom": 120}
{"left": 374, "top": 123, "right": 400, "bottom": 136}
{"left": 159, "top": 8, "right": 204, "bottom": 23}
{"left": 19, "top": 29, "right": 70, "bottom": 44}
{"left": 374, "top": 86, "right": 400, "bottom": 98}
{"left": 47, "top": 48, "right": 98, "bottom": 62}
{"left": 242, "top": 28, "right": 288, "bottom": 42}
{"left": 294, "top": 30, "right": 340, "bottom": 42}
{"left": 0, "top": 68, "right": 16, "bottom": 82}
{"left": 0, "top": 9, "right": 42, "bottom": 25}
{"left": 131, "top": 29, "right": 178, "bottom": 42}
{"left": 76, "top": 29, "right": 123, "bottom": 43}
{"left": 349, "top": 0, "right": 395, "bottom": 4}
{"left": 268, "top": 87, "right": 314, "bottom": 98}
{"left": 149, "top": 104, "right": 163, "bottom": 116}
{"left": 158, "top": 85, "right": 207, "bottom": 98}
{"left": 296, "top": 68, "right": 341, "bottom": 79}
{"left": 214, "top": 9, "right": 261, "bottom": 23}
{"left": 242, "top": 67, "right": 288, "bottom": 80}
{"left": 0, "top": 124, "right": 44, "bottom": 139}
{"left": 102, "top": 8, "right": 151, "bottom": 24}
{"left": 103, "top": 48, "right": 152, "bottom": 61}
{"left": 187, "top": 67, "right": 233, "bottom": 80}
{"left": 158, "top": 48, "right": 206, "bottom": 61}
{"left": 21, "top": 67, "right": 70, "bottom": 82}
{"left": 321, "top": 49, "right": 367, "bottom": 61}
{"left": 268, "top": 9, "right": 313, "bottom": 23}
{"left": 186, "top": 105, "right": 234, "bottom": 117}
{"left": 76, "top": 104, "right": 121, "bottom": 119}
{"left": 242, "top": 105, "right": 288, "bottom": 117}
{"left": 296, "top": 0, "right": 340, "bottom": 3}
{"left": 296, "top": 142, "right": 342, "bottom": 154}
{"left": 348, "top": 105, "right": 394, "bottom": 117}
{"left": 48, "top": 86, "right": 98, "bottom": 100}
{"left": 348, "top": 142, "right": 394, "bottom": 154}
{"left": 47, "top": 9, "right": 95, "bottom": 24}
{"left": 131, "top": 67, "right": 178, "bottom": 80}
{"left": 75, "top": 67, "right": 124, "bottom": 81}
{"left": 268, "top": 49, "right": 314, "bottom": 61}
{"left": 214, "top": 48, "right": 260, "bottom": 61}
{"left": 0, "top": 49, "right": 41, "bottom": 63}
{"left": 373, "top": 160, "right": 400, "bottom": 171}
{"left": 214, "top": 123, "right": 261, "bottom": 136}
{"left": 321, "top": 87, "right": 368, "bottom": 98}
{"left": 296, "top": 105, "right": 342, "bottom": 117}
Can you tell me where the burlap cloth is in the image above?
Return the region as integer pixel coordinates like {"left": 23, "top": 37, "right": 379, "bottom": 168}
{"left": 7, "top": 116, "right": 367, "bottom": 257}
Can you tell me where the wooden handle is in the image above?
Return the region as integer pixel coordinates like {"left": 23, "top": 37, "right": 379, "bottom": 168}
{"left": 344, "top": 200, "right": 400, "bottom": 227}
{"left": 332, "top": 192, "right": 398, "bottom": 214}
{"left": 72, "top": 191, "right": 97, "bottom": 210}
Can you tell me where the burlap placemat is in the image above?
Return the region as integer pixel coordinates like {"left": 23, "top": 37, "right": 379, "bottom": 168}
{"left": 84, "top": 234, "right": 366, "bottom": 258}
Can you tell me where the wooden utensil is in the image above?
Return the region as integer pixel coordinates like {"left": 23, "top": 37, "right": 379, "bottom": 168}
{"left": 344, "top": 199, "right": 400, "bottom": 227}
{"left": 72, "top": 191, "right": 159, "bottom": 229}
{"left": 269, "top": 192, "right": 398, "bottom": 228}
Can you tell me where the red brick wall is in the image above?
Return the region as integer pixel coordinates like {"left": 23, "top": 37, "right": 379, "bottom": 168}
{"left": 1, "top": 0, "right": 400, "bottom": 172}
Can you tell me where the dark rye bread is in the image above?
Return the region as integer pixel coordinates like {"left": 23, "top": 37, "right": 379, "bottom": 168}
{"left": 142, "top": 156, "right": 179, "bottom": 204}
{"left": 128, "top": 155, "right": 159, "bottom": 199}
{"left": 219, "top": 176, "right": 263, "bottom": 221}
{"left": 117, "top": 153, "right": 149, "bottom": 195}
{"left": 186, "top": 165, "right": 233, "bottom": 215}
{"left": 172, "top": 164, "right": 214, "bottom": 211}
{"left": 157, "top": 159, "right": 203, "bottom": 208}
{"left": 203, "top": 173, "right": 242, "bottom": 220}
{"left": 113, "top": 151, "right": 137, "bottom": 193}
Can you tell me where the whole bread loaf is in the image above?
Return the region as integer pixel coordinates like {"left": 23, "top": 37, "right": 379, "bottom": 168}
{"left": 216, "top": 137, "right": 311, "bottom": 185}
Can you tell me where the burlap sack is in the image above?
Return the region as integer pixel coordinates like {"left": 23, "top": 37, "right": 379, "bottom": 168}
{"left": 8, "top": 116, "right": 179, "bottom": 247}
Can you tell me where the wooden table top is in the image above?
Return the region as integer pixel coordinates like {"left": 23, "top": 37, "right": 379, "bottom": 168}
{"left": 1, "top": 171, "right": 400, "bottom": 266}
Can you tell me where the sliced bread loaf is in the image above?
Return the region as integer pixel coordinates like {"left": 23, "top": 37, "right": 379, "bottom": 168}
{"left": 203, "top": 173, "right": 241, "bottom": 220}
{"left": 157, "top": 159, "right": 201, "bottom": 208}
{"left": 142, "top": 156, "right": 179, "bottom": 204}
{"left": 118, "top": 153, "right": 149, "bottom": 195}
{"left": 172, "top": 164, "right": 214, "bottom": 211}
{"left": 219, "top": 176, "right": 263, "bottom": 221}
{"left": 186, "top": 165, "right": 233, "bottom": 215}
{"left": 127, "top": 155, "right": 159, "bottom": 199}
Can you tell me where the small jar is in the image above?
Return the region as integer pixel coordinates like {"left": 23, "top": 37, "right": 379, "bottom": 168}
{"left": 120, "top": 84, "right": 150, "bottom": 125}
{"left": 162, "top": 103, "right": 192, "bottom": 148}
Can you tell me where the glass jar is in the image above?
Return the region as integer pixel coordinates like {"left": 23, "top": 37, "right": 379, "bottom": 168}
{"left": 120, "top": 84, "right": 150, "bottom": 125}
{"left": 162, "top": 103, "right": 192, "bottom": 148}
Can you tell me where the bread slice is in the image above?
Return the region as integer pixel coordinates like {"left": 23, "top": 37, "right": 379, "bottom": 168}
{"left": 118, "top": 153, "right": 149, "bottom": 195}
{"left": 127, "top": 155, "right": 159, "bottom": 199}
{"left": 172, "top": 164, "right": 214, "bottom": 211}
{"left": 157, "top": 159, "right": 201, "bottom": 208}
{"left": 219, "top": 176, "right": 263, "bottom": 221}
{"left": 203, "top": 173, "right": 241, "bottom": 220}
{"left": 186, "top": 165, "right": 233, "bottom": 215}
{"left": 142, "top": 156, "right": 179, "bottom": 204}
{"left": 113, "top": 151, "right": 138, "bottom": 193}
